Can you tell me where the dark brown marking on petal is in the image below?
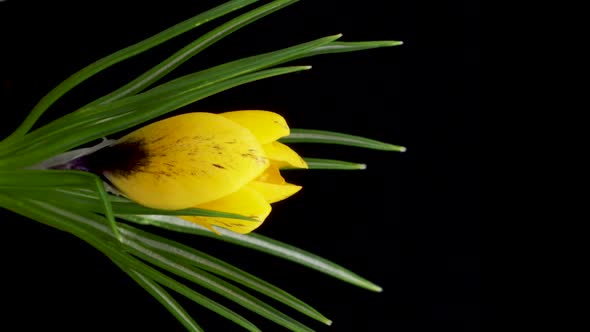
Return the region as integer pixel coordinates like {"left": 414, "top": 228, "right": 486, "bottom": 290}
{"left": 80, "top": 140, "right": 149, "bottom": 177}
{"left": 212, "top": 163, "right": 225, "bottom": 169}
{"left": 241, "top": 151, "right": 267, "bottom": 165}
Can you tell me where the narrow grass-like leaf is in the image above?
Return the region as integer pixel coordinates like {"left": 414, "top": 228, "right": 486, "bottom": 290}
{"left": 295, "top": 158, "right": 367, "bottom": 170}
{"left": 281, "top": 129, "right": 407, "bottom": 152}
{"left": 11, "top": 35, "right": 340, "bottom": 149}
{"left": 0, "top": 66, "right": 311, "bottom": 168}
{"left": 3, "top": 178, "right": 380, "bottom": 293}
{"left": 108, "top": 247, "right": 261, "bottom": 332}
{"left": 0, "top": 0, "right": 259, "bottom": 145}
{"left": 121, "top": 267, "right": 204, "bottom": 332}
{"left": 6, "top": 37, "right": 401, "bottom": 158}
{"left": 127, "top": 240, "right": 315, "bottom": 332}
{"left": 118, "top": 222, "right": 332, "bottom": 325}
{"left": 111, "top": 248, "right": 261, "bottom": 332}
{"left": 3, "top": 38, "right": 402, "bottom": 153}
{"left": 2, "top": 194, "right": 316, "bottom": 331}
{"left": 121, "top": 215, "right": 383, "bottom": 292}
{"left": 0, "top": 195, "right": 261, "bottom": 332}
{"left": 90, "top": 0, "right": 299, "bottom": 106}
{"left": 1, "top": 37, "right": 402, "bottom": 162}
{"left": 0, "top": 170, "right": 120, "bottom": 240}
{"left": 0, "top": 170, "right": 101, "bottom": 187}
{"left": 11, "top": 187, "right": 256, "bottom": 220}
{"left": 306, "top": 40, "right": 403, "bottom": 56}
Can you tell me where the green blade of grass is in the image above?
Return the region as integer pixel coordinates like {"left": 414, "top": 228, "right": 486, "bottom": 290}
{"left": 1, "top": 37, "right": 402, "bottom": 161}
{"left": 6, "top": 35, "right": 341, "bottom": 151}
{"left": 121, "top": 215, "right": 383, "bottom": 292}
{"left": 281, "top": 129, "right": 406, "bottom": 151}
{"left": 112, "top": 249, "right": 261, "bottom": 332}
{"left": 121, "top": 268, "right": 204, "bottom": 332}
{"left": 0, "top": 0, "right": 259, "bottom": 145}
{"left": 2, "top": 193, "right": 316, "bottom": 331}
{"left": 127, "top": 240, "right": 315, "bottom": 332}
{"left": 31, "top": 189, "right": 327, "bottom": 326}
{"left": 0, "top": 169, "right": 99, "bottom": 187}
{"left": 9, "top": 187, "right": 256, "bottom": 220}
{"left": 90, "top": 0, "right": 300, "bottom": 106}
{"left": 0, "top": 66, "right": 312, "bottom": 169}
{"left": 0, "top": 170, "right": 119, "bottom": 240}
{"left": 296, "top": 158, "right": 367, "bottom": 170}
{"left": 0, "top": 195, "right": 262, "bottom": 332}
{"left": 13, "top": 185, "right": 325, "bottom": 324}
{"left": 306, "top": 40, "right": 403, "bottom": 56}
{"left": 2, "top": 38, "right": 402, "bottom": 153}
{"left": 118, "top": 222, "right": 332, "bottom": 325}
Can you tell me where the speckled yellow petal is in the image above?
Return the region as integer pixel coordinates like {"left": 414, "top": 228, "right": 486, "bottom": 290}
{"left": 221, "top": 110, "right": 290, "bottom": 144}
{"left": 105, "top": 113, "right": 269, "bottom": 210}
{"left": 263, "top": 141, "right": 308, "bottom": 169}
{"left": 182, "top": 186, "right": 271, "bottom": 234}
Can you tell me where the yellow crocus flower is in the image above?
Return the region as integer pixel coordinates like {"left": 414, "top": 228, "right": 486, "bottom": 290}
{"left": 94, "top": 111, "right": 306, "bottom": 234}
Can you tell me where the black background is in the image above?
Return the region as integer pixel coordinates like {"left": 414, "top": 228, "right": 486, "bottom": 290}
{"left": 0, "top": 1, "right": 479, "bottom": 331}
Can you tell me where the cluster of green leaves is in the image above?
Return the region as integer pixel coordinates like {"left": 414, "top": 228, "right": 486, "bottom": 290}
{"left": 0, "top": 0, "right": 403, "bottom": 331}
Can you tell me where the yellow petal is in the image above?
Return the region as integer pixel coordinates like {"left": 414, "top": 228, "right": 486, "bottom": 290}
{"left": 105, "top": 113, "right": 269, "bottom": 210}
{"left": 248, "top": 181, "right": 302, "bottom": 203}
{"left": 248, "top": 165, "right": 302, "bottom": 203}
{"left": 221, "top": 110, "right": 290, "bottom": 144}
{"left": 263, "top": 141, "right": 308, "bottom": 169}
{"left": 256, "top": 164, "right": 286, "bottom": 184}
{"left": 182, "top": 186, "right": 271, "bottom": 234}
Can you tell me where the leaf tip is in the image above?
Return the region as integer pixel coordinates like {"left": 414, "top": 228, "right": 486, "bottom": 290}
{"left": 385, "top": 144, "right": 407, "bottom": 152}
{"left": 370, "top": 284, "right": 384, "bottom": 292}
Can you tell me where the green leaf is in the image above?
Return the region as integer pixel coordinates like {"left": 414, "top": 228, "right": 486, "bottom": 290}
{"left": 306, "top": 40, "right": 403, "bottom": 56}
{"left": 0, "top": 170, "right": 120, "bottom": 240}
{"left": 0, "top": 194, "right": 261, "bottom": 332}
{"left": 1, "top": 36, "right": 403, "bottom": 162}
{"left": 2, "top": 193, "right": 317, "bottom": 331}
{"left": 5, "top": 34, "right": 340, "bottom": 154}
{"left": 89, "top": 0, "right": 300, "bottom": 106}
{"left": 114, "top": 252, "right": 262, "bottom": 332}
{"left": 121, "top": 215, "right": 383, "bottom": 292}
{"left": 281, "top": 129, "right": 406, "bottom": 151}
{"left": 0, "top": 37, "right": 404, "bottom": 165}
{"left": 0, "top": 66, "right": 312, "bottom": 169}
{"left": 119, "top": 223, "right": 332, "bottom": 325}
{"left": 10, "top": 187, "right": 256, "bottom": 221}
{"left": 0, "top": 0, "right": 259, "bottom": 145}
{"left": 297, "top": 158, "right": 367, "bottom": 170}
{"left": 127, "top": 240, "right": 315, "bottom": 332}
{"left": 121, "top": 268, "right": 204, "bottom": 332}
